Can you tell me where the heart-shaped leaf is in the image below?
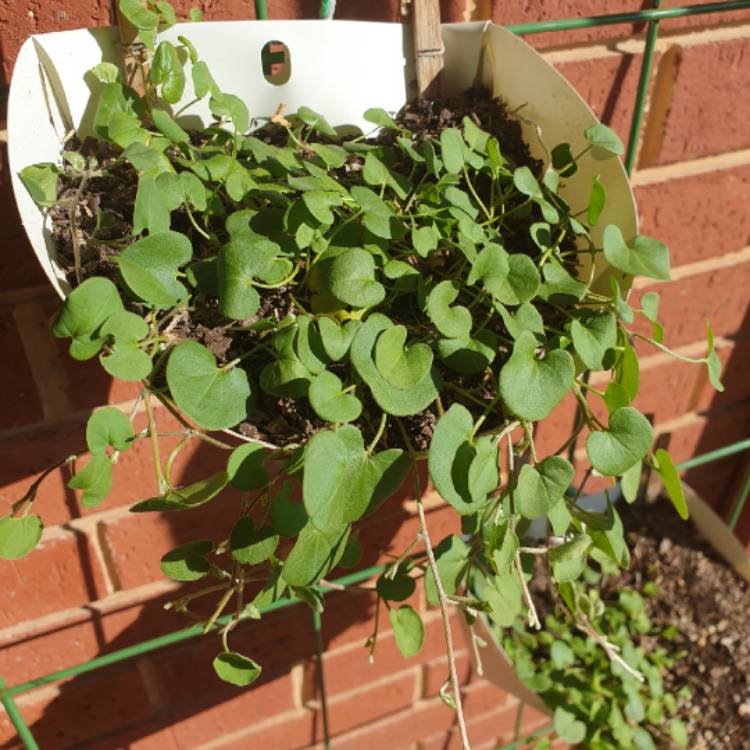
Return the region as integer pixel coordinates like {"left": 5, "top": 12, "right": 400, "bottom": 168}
{"left": 426, "top": 280, "right": 472, "bottom": 338}
{"left": 309, "top": 371, "right": 362, "bottom": 423}
{"left": 376, "top": 571, "right": 416, "bottom": 602}
{"left": 282, "top": 520, "right": 349, "bottom": 586}
{"left": 516, "top": 456, "right": 574, "bottom": 519}
{"left": 571, "top": 311, "right": 616, "bottom": 371}
{"left": 350, "top": 314, "right": 438, "bottom": 416}
{"left": 227, "top": 443, "right": 268, "bottom": 491}
{"left": 52, "top": 277, "right": 124, "bottom": 360}
{"left": 364, "top": 107, "right": 400, "bottom": 131}
{"left": 118, "top": 230, "right": 192, "bottom": 308}
{"left": 549, "top": 535, "right": 591, "bottom": 582}
{"left": 317, "top": 318, "right": 360, "bottom": 361}
{"left": 0, "top": 515, "right": 44, "bottom": 560}
{"left": 424, "top": 535, "right": 470, "bottom": 606}
{"left": 466, "top": 243, "right": 509, "bottom": 292}
{"left": 499, "top": 331, "right": 574, "bottom": 421}
{"left": 296, "top": 105, "right": 337, "bottom": 136}
{"left": 440, "top": 128, "right": 466, "bottom": 174}
{"left": 160, "top": 539, "right": 212, "bottom": 581}
{"left": 68, "top": 454, "right": 113, "bottom": 508}
{"left": 489, "top": 254, "right": 540, "bottom": 306}
{"left": 213, "top": 652, "right": 262, "bottom": 687}
{"left": 166, "top": 341, "right": 251, "bottom": 430}
{"left": 603, "top": 225, "right": 670, "bottom": 281}
{"left": 554, "top": 707, "right": 587, "bottom": 744}
{"left": 586, "top": 406, "right": 653, "bottom": 477}
{"left": 19, "top": 163, "right": 59, "bottom": 207}
{"left": 389, "top": 605, "right": 424, "bottom": 657}
{"left": 217, "top": 236, "right": 279, "bottom": 319}
{"left": 86, "top": 407, "right": 135, "bottom": 454}
{"left": 585, "top": 123, "right": 624, "bottom": 157}
{"left": 539, "top": 260, "right": 587, "bottom": 303}
{"left": 412, "top": 224, "right": 440, "bottom": 257}
{"left": 230, "top": 518, "right": 279, "bottom": 565}
{"left": 328, "top": 248, "right": 385, "bottom": 308}
{"left": 99, "top": 310, "right": 152, "bottom": 381}
{"left": 374, "top": 325, "right": 432, "bottom": 387}
{"left": 484, "top": 572, "right": 522, "bottom": 627}
{"left": 428, "top": 404, "right": 489, "bottom": 515}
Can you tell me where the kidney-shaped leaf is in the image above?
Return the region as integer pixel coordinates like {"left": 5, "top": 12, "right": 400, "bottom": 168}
{"left": 166, "top": 341, "right": 251, "bottom": 430}
{"left": 426, "top": 280, "right": 472, "bottom": 339}
{"left": 308, "top": 371, "right": 362, "bottom": 423}
{"left": 603, "top": 225, "right": 670, "bottom": 281}
{"left": 0, "top": 515, "right": 44, "bottom": 560}
{"left": 160, "top": 539, "right": 212, "bottom": 581}
{"left": 213, "top": 651, "right": 262, "bottom": 687}
{"left": 389, "top": 605, "right": 424, "bottom": 658}
{"left": 516, "top": 456, "right": 574, "bottom": 520}
{"left": 328, "top": 248, "right": 385, "bottom": 308}
{"left": 86, "top": 407, "right": 135, "bottom": 455}
{"left": 499, "top": 331, "right": 574, "bottom": 421}
{"left": 586, "top": 406, "right": 653, "bottom": 477}
{"left": 230, "top": 518, "right": 279, "bottom": 565}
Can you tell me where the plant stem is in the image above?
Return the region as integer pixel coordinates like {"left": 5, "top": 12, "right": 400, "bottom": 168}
{"left": 144, "top": 392, "right": 167, "bottom": 494}
{"left": 412, "top": 459, "right": 472, "bottom": 750}
{"left": 367, "top": 412, "right": 388, "bottom": 455}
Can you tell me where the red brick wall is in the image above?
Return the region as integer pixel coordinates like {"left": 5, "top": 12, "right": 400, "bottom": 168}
{"left": 1, "top": 2, "right": 749, "bottom": 749}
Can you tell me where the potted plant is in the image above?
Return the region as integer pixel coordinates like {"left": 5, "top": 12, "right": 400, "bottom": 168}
{"left": 1, "top": 2, "right": 724, "bottom": 747}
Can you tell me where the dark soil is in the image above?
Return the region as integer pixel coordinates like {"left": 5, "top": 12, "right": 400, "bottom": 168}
{"left": 612, "top": 498, "right": 750, "bottom": 749}
{"left": 48, "top": 87, "right": 551, "bottom": 450}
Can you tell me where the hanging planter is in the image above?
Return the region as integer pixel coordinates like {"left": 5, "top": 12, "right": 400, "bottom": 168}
{"left": 2, "top": 3, "right": 725, "bottom": 747}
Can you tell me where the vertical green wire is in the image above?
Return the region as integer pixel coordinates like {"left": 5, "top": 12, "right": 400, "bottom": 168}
{"left": 625, "top": 0, "right": 662, "bottom": 174}
{"left": 311, "top": 610, "right": 332, "bottom": 749}
{"left": 0, "top": 679, "right": 40, "bottom": 750}
{"left": 727, "top": 465, "right": 750, "bottom": 531}
{"left": 255, "top": 0, "right": 268, "bottom": 20}
{"left": 320, "top": 0, "right": 335, "bottom": 19}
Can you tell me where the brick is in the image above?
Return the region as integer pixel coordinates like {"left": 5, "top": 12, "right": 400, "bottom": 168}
{"left": 0, "top": 309, "right": 43, "bottom": 430}
{"left": 635, "top": 161, "right": 750, "bottom": 268}
{"left": 420, "top": 700, "right": 521, "bottom": 750}
{"left": 0, "top": 666, "right": 153, "bottom": 750}
{"left": 0, "top": 529, "right": 107, "bottom": 628}
{"left": 629, "top": 260, "right": 750, "bottom": 348}
{"left": 655, "top": 34, "right": 750, "bottom": 165}
{"left": 196, "top": 709, "right": 316, "bottom": 750}
{"left": 422, "top": 650, "right": 473, "bottom": 697}
{"left": 493, "top": 1, "right": 750, "bottom": 50}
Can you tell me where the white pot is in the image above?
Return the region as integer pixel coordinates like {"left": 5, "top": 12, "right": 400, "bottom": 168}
{"left": 7, "top": 20, "right": 637, "bottom": 298}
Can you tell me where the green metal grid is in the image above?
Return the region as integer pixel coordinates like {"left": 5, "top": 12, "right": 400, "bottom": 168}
{"left": 3, "top": 2, "right": 750, "bottom": 748}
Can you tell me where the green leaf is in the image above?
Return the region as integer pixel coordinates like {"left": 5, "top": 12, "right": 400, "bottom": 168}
{"left": 389, "top": 605, "right": 424, "bottom": 657}
{"left": 230, "top": 518, "right": 279, "bottom": 565}
{"left": 131, "top": 471, "right": 229, "bottom": 512}
{"left": 500, "top": 331, "right": 574, "bottom": 421}
{"left": 302, "top": 190, "right": 344, "bottom": 225}
{"left": 118, "top": 231, "right": 191, "bottom": 308}
{"left": 428, "top": 404, "right": 489, "bottom": 515}
{"left": 669, "top": 719, "right": 689, "bottom": 748}
{"left": 302, "top": 430, "right": 352, "bottom": 522}
{"left": 270, "top": 483, "right": 307, "bottom": 538}
{"left": 90, "top": 62, "right": 120, "bottom": 83}
{"left": 99, "top": 310, "right": 152, "bottom": 381}
{"left": 551, "top": 142, "right": 578, "bottom": 176}
{"left": 364, "top": 107, "right": 399, "bottom": 130}
{"left": 282, "top": 520, "right": 349, "bottom": 586}
{"left": 604, "top": 382, "right": 631, "bottom": 413}
{"left": 297, "top": 105, "right": 337, "bottom": 137}
{"left": 704, "top": 321, "right": 724, "bottom": 392}
{"left": 585, "top": 123, "right": 624, "bottom": 157}
{"left": 571, "top": 311, "right": 616, "bottom": 371}
{"left": 412, "top": 224, "right": 440, "bottom": 257}
{"left": 109, "top": 111, "right": 149, "bottom": 148}
{"left": 484, "top": 572, "right": 522, "bottom": 627}
{"left": 227, "top": 443, "right": 268, "bottom": 491}
{"left": 210, "top": 92, "right": 250, "bottom": 133}
{"left": 132, "top": 173, "right": 182, "bottom": 235}
{"left": 213, "top": 652, "right": 262, "bottom": 687}
{"left": 0, "top": 515, "right": 44, "bottom": 560}
{"left": 86, "top": 407, "right": 135, "bottom": 454}
{"left": 68, "top": 454, "right": 113, "bottom": 508}
{"left": 328, "top": 248, "right": 385, "bottom": 308}
{"left": 554, "top": 707, "right": 586, "bottom": 744}
{"left": 539, "top": 260, "right": 588, "bottom": 303}
{"left": 490, "top": 254, "right": 540, "bottom": 306}
{"left": 654, "top": 448, "right": 688, "bottom": 520}
{"left": 603, "top": 225, "right": 670, "bottom": 280}
{"left": 587, "top": 174, "right": 607, "bottom": 226}
{"left": 192, "top": 60, "right": 217, "bottom": 98}
{"left": 621, "top": 460, "right": 642, "bottom": 503}
{"left": 166, "top": 341, "right": 251, "bottom": 430}
{"left": 466, "top": 244, "right": 509, "bottom": 295}
{"left": 317, "top": 318, "right": 360, "bottom": 361}
{"left": 586, "top": 407, "right": 654, "bottom": 477}
{"left": 52, "top": 277, "right": 123, "bottom": 360}
{"left": 19, "top": 163, "right": 59, "bottom": 207}
{"left": 350, "top": 314, "right": 439, "bottom": 416}
{"left": 93, "top": 81, "right": 144, "bottom": 140}
{"left": 376, "top": 571, "right": 415, "bottom": 602}
{"left": 425, "top": 535, "right": 469, "bottom": 606}
{"left": 309, "top": 371, "right": 362, "bottom": 423}
{"left": 617, "top": 343, "right": 640, "bottom": 400}
{"left": 550, "top": 641, "right": 575, "bottom": 669}
{"left": 440, "top": 128, "right": 466, "bottom": 174}
{"left": 516, "top": 457, "right": 574, "bottom": 520}
{"left": 375, "top": 325, "right": 433, "bottom": 387}
{"left": 495, "top": 302, "right": 544, "bottom": 341}
{"left": 426, "top": 281, "right": 472, "bottom": 338}
{"left": 216, "top": 236, "right": 278, "bottom": 319}
{"left": 436, "top": 330, "right": 497, "bottom": 374}
{"left": 549, "top": 535, "right": 591, "bottom": 582}
{"left": 160, "top": 539, "right": 212, "bottom": 581}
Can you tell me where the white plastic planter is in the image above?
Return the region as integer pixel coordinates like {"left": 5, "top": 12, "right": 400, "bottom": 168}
{"left": 8, "top": 20, "right": 637, "bottom": 298}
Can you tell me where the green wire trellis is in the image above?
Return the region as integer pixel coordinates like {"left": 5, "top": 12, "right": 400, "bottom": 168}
{"left": 3, "top": 2, "right": 750, "bottom": 748}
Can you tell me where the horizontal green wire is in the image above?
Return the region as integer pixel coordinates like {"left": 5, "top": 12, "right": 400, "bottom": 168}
{"left": 1, "top": 564, "right": 385, "bottom": 699}
{"left": 507, "top": 0, "right": 750, "bottom": 35}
